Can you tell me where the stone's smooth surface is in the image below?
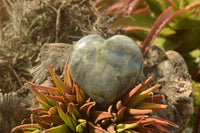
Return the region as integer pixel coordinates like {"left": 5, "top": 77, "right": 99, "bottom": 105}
{"left": 68, "top": 34, "right": 143, "bottom": 106}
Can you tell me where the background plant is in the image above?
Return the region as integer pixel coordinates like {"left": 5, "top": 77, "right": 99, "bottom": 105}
{"left": 96, "top": 0, "right": 200, "bottom": 82}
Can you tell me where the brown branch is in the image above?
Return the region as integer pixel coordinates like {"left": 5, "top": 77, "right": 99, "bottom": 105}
{"left": 194, "top": 107, "right": 200, "bottom": 133}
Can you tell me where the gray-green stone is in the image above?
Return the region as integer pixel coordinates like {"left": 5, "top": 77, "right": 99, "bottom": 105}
{"left": 68, "top": 34, "right": 143, "bottom": 107}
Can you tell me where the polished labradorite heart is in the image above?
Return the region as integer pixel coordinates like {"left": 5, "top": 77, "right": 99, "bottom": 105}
{"left": 68, "top": 35, "right": 143, "bottom": 107}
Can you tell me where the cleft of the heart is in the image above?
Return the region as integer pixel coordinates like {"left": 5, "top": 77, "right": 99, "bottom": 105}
{"left": 68, "top": 34, "right": 143, "bottom": 107}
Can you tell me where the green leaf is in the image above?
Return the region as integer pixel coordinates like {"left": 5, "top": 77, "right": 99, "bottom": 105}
{"left": 135, "top": 102, "right": 167, "bottom": 111}
{"left": 112, "top": 13, "right": 155, "bottom": 30}
{"left": 172, "top": 15, "right": 200, "bottom": 30}
{"left": 57, "top": 105, "right": 76, "bottom": 131}
{"left": 159, "top": 27, "right": 176, "bottom": 36}
{"left": 47, "top": 97, "right": 58, "bottom": 107}
{"left": 176, "top": 30, "right": 200, "bottom": 52}
{"left": 47, "top": 63, "right": 64, "bottom": 95}
{"left": 76, "top": 119, "right": 87, "bottom": 133}
{"left": 144, "top": 0, "right": 163, "bottom": 16}
{"left": 68, "top": 103, "right": 81, "bottom": 119}
{"left": 92, "top": 111, "right": 114, "bottom": 124}
{"left": 43, "top": 124, "right": 71, "bottom": 133}
{"left": 116, "top": 119, "right": 142, "bottom": 132}
{"left": 31, "top": 130, "right": 41, "bottom": 133}
{"left": 40, "top": 114, "right": 64, "bottom": 125}
{"left": 123, "top": 77, "right": 152, "bottom": 105}
{"left": 189, "top": 49, "right": 200, "bottom": 63}
{"left": 127, "top": 84, "right": 161, "bottom": 107}
{"left": 11, "top": 124, "right": 41, "bottom": 132}
{"left": 79, "top": 102, "right": 96, "bottom": 117}
{"left": 33, "top": 99, "right": 51, "bottom": 109}
{"left": 31, "top": 86, "right": 49, "bottom": 105}
{"left": 125, "top": 107, "right": 153, "bottom": 115}
{"left": 153, "top": 36, "right": 179, "bottom": 50}
{"left": 88, "top": 122, "right": 107, "bottom": 133}
{"left": 23, "top": 78, "right": 58, "bottom": 95}
{"left": 75, "top": 85, "right": 85, "bottom": 105}
{"left": 158, "top": 0, "right": 172, "bottom": 10}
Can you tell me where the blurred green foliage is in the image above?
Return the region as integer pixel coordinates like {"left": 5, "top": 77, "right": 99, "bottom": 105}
{"left": 96, "top": 0, "right": 200, "bottom": 82}
{"left": 188, "top": 81, "right": 200, "bottom": 129}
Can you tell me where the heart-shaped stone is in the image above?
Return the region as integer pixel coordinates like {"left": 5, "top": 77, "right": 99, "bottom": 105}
{"left": 68, "top": 34, "right": 143, "bottom": 107}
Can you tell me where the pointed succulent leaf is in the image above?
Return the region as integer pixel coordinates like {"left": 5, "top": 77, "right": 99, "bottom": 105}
{"left": 88, "top": 122, "right": 107, "bottom": 133}
{"left": 11, "top": 124, "right": 41, "bottom": 132}
{"left": 107, "top": 104, "right": 113, "bottom": 113}
{"left": 107, "top": 124, "right": 116, "bottom": 133}
{"left": 115, "top": 107, "right": 126, "bottom": 123}
{"left": 57, "top": 105, "right": 68, "bottom": 124}
{"left": 57, "top": 105, "right": 76, "bottom": 131}
{"left": 122, "top": 84, "right": 142, "bottom": 105}
{"left": 125, "top": 107, "right": 153, "bottom": 115}
{"left": 53, "top": 69, "right": 71, "bottom": 94}
{"left": 152, "top": 124, "right": 170, "bottom": 133}
{"left": 32, "top": 115, "right": 51, "bottom": 129}
{"left": 76, "top": 123, "right": 85, "bottom": 133}
{"left": 30, "top": 130, "right": 41, "bottom": 133}
{"left": 43, "top": 124, "right": 71, "bottom": 133}
{"left": 92, "top": 111, "right": 114, "bottom": 124}
{"left": 68, "top": 102, "right": 81, "bottom": 119}
{"left": 122, "top": 77, "right": 152, "bottom": 105}
{"left": 136, "top": 102, "right": 167, "bottom": 111}
{"left": 31, "top": 86, "right": 49, "bottom": 104}
{"left": 47, "top": 95, "right": 64, "bottom": 102}
{"left": 33, "top": 98, "right": 51, "bottom": 109}
{"left": 124, "top": 130, "right": 139, "bottom": 133}
{"left": 76, "top": 119, "right": 87, "bottom": 133}
{"left": 145, "top": 116, "right": 179, "bottom": 128}
{"left": 116, "top": 119, "right": 142, "bottom": 132}
{"left": 23, "top": 78, "right": 58, "bottom": 95}
{"left": 75, "top": 85, "right": 85, "bottom": 105}
{"left": 127, "top": 84, "right": 161, "bottom": 107}
{"left": 116, "top": 101, "right": 123, "bottom": 110}
{"left": 40, "top": 115, "right": 64, "bottom": 125}
{"left": 124, "top": 115, "right": 148, "bottom": 121}
{"left": 47, "top": 97, "right": 56, "bottom": 107}
{"left": 47, "top": 63, "right": 64, "bottom": 95}
{"left": 79, "top": 101, "right": 96, "bottom": 117}
{"left": 64, "top": 63, "right": 73, "bottom": 88}
{"left": 63, "top": 93, "right": 76, "bottom": 103}
{"left": 143, "top": 94, "right": 163, "bottom": 103}
{"left": 135, "top": 126, "right": 156, "bottom": 133}
{"left": 79, "top": 88, "right": 86, "bottom": 100}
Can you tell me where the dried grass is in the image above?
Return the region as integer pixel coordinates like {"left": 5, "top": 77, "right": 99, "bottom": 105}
{"left": 0, "top": 0, "right": 113, "bottom": 93}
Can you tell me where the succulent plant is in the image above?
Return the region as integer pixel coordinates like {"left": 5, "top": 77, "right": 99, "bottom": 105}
{"left": 12, "top": 35, "right": 178, "bottom": 133}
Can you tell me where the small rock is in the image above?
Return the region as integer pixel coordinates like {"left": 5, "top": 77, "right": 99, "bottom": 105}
{"left": 68, "top": 35, "right": 143, "bottom": 107}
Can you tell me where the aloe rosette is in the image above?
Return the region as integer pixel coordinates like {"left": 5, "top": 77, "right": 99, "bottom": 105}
{"left": 11, "top": 61, "right": 178, "bottom": 133}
